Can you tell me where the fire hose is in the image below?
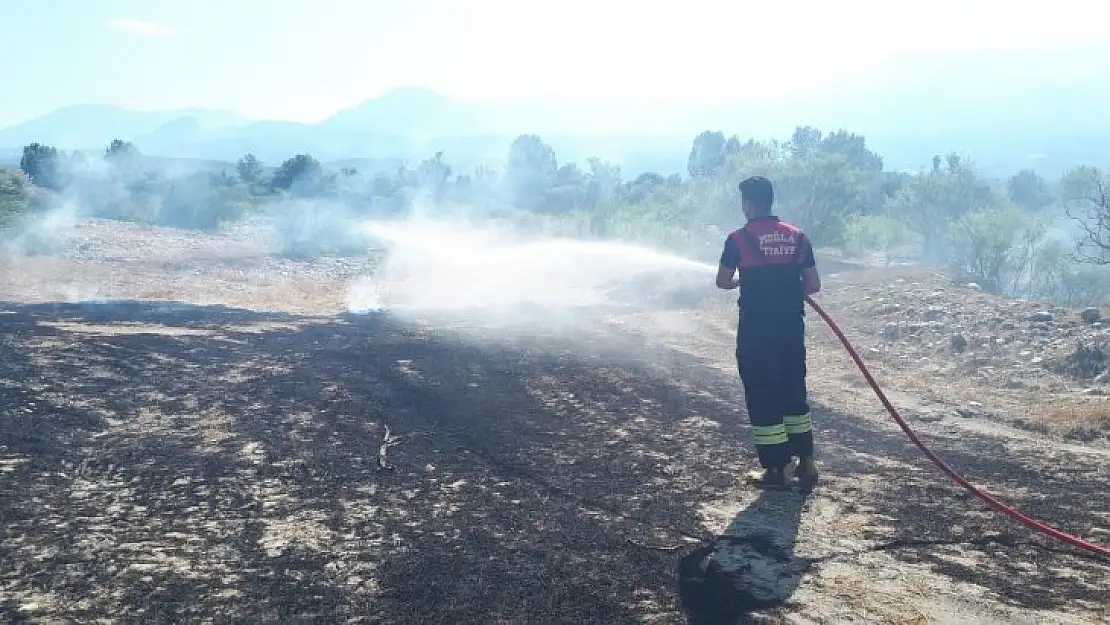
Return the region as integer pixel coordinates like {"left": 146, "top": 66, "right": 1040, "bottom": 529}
{"left": 805, "top": 295, "right": 1110, "bottom": 559}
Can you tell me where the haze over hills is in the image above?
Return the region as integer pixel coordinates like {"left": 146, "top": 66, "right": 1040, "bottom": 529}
{"left": 3, "top": 48, "right": 1109, "bottom": 178}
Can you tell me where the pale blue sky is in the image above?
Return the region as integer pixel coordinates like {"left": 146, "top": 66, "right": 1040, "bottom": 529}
{"left": 3, "top": 0, "right": 1108, "bottom": 128}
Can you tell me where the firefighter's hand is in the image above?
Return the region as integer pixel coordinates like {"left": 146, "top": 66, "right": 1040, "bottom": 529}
{"left": 715, "top": 275, "right": 739, "bottom": 290}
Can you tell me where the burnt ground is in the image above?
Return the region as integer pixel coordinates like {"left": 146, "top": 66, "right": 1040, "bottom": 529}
{"left": 1, "top": 220, "right": 1108, "bottom": 624}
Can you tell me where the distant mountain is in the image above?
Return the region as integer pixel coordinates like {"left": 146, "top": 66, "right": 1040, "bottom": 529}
{"left": 2, "top": 48, "right": 1110, "bottom": 178}
{"left": 318, "top": 86, "right": 486, "bottom": 136}
{"left": 0, "top": 104, "right": 246, "bottom": 153}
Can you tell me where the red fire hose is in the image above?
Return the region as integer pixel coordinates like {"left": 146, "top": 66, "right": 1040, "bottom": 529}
{"left": 805, "top": 295, "right": 1110, "bottom": 558}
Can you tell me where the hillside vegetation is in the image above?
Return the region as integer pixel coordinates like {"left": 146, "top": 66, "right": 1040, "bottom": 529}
{"left": 5, "top": 126, "right": 1110, "bottom": 308}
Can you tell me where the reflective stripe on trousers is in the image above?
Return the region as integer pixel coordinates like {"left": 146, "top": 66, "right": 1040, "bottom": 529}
{"left": 753, "top": 423, "right": 788, "bottom": 446}
{"left": 784, "top": 413, "right": 812, "bottom": 435}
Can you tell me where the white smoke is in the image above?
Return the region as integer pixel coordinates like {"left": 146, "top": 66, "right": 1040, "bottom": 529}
{"left": 346, "top": 211, "right": 719, "bottom": 332}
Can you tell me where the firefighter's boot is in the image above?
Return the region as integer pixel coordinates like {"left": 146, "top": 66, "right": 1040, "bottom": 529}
{"left": 795, "top": 457, "right": 819, "bottom": 485}
{"left": 745, "top": 465, "right": 790, "bottom": 489}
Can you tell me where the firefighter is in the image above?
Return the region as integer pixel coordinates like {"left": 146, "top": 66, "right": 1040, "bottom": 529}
{"left": 715, "top": 176, "right": 821, "bottom": 488}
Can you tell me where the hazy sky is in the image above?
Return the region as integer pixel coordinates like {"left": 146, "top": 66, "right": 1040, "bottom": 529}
{"left": 3, "top": 0, "right": 1108, "bottom": 127}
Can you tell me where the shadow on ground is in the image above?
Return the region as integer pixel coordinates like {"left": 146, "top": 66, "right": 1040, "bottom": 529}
{"left": 678, "top": 487, "right": 812, "bottom": 625}
{"left": 0, "top": 300, "right": 1106, "bottom": 623}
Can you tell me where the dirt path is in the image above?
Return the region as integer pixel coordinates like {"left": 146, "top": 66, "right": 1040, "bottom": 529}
{"left": 1, "top": 224, "right": 1107, "bottom": 624}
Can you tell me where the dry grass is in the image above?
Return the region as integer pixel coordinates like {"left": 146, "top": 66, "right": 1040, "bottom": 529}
{"left": 1037, "top": 400, "right": 1110, "bottom": 437}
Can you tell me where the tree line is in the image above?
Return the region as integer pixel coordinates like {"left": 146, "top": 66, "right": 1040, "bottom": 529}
{"left": 4, "top": 127, "right": 1110, "bottom": 304}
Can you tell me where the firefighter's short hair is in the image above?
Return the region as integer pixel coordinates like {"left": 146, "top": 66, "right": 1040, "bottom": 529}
{"left": 739, "top": 176, "right": 774, "bottom": 213}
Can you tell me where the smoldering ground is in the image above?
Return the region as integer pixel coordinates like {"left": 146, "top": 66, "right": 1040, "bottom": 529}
{"left": 344, "top": 211, "right": 724, "bottom": 342}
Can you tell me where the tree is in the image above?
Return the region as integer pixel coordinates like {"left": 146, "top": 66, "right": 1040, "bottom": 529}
{"left": 774, "top": 152, "right": 880, "bottom": 244}
{"left": 236, "top": 153, "right": 264, "bottom": 185}
{"left": 885, "top": 154, "right": 998, "bottom": 260}
{"left": 365, "top": 172, "right": 406, "bottom": 213}
{"left": 1007, "top": 169, "right": 1054, "bottom": 211}
{"left": 271, "top": 154, "right": 324, "bottom": 196}
{"left": 586, "top": 158, "right": 622, "bottom": 207}
{"left": 0, "top": 167, "right": 47, "bottom": 227}
{"left": 842, "top": 214, "right": 917, "bottom": 265}
{"left": 879, "top": 170, "right": 911, "bottom": 198}
{"left": 725, "top": 135, "right": 741, "bottom": 155}
{"left": 788, "top": 126, "right": 823, "bottom": 161}
{"left": 103, "top": 139, "right": 142, "bottom": 179}
{"left": 948, "top": 204, "right": 1041, "bottom": 294}
{"left": 624, "top": 172, "right": 668, "bottom": 204}
{"left": 416, "top": 151, "right": 452, "bottom": 203}
{"left": 19, "top": 143, "right": 63, "bottom": 191}
{"left": 543, "top": 163, "right": 590, "bottom": 211}
{"left": 687, "top": 130, "right": 726, "bottom": 179}
{"left": 503, "top": 134, "right": 557, "bottom": 210}
{"left": 463, "top": 165, "right": 500, "bottom": 205}
{"left": 819, "top": 130, "right": 883, "bottom": 171}
{"left": 1027, "top": 240, "right": 1110, "bottom": 305}
{"left": 785, "top": 127, "right": 883, "bottom": 172}
{"left": 1061, "top": 166, "right": 1110, "bottom": 264}
{"left": 105, "top": 139, "right": 139, "bottom": 160}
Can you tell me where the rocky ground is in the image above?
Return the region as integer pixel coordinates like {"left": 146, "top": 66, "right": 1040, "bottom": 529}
{"left": 811, "top": 266, "right": 1110, "bottom": 442}
{"left": 0, "top": 219, "right": 1107, "bottom": 624}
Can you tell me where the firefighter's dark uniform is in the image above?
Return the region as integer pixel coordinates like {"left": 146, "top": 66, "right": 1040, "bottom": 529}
{"left": 719, "top": 215, "right": 815, "bottom": 471}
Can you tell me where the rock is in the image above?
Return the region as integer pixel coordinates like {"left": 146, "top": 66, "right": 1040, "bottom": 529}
{"left": 1081, "top": 307, "right": 1102, "bottom": 324}
{"left": 923, "top": 306, "right": 947, "bottom": 320}
{"left": 1029, "top": 311, "right": 1054, "bottom": 323}
{"left": 949, "top": 333, "right": 968, "bottom": 353}
{"left": 915, "top": 410, "right": 945, "bottom": 422}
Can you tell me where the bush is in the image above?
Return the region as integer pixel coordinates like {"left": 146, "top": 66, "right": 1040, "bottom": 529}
{"left": 842, "top": 214, "right": 918, "bottom": 264}
{"left": 0, "top": 167, "right": 50, "bottom": 229}
{"left": 1027, "top": 240, "right": 1110, "bottom": 305}
{"left": 948, "top": 204, "right": 1040, "bottom": 294}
